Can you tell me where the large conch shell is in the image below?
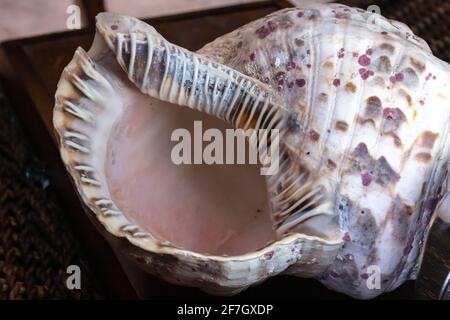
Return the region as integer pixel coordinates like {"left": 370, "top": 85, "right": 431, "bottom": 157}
{"left": 53, "top": 3, "right": 450, "bottom": 299}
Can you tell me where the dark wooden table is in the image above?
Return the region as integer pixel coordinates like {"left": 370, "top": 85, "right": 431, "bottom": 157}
{"left": 0, "top": 0, "right": 448, "bottom": 299}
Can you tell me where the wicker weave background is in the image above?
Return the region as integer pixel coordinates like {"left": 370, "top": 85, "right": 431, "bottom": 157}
{"left": 0, "top": 87, "right": 103, "bottom": 299}
{"left": 0, "top": 0, "right": 448, "bottom": 300}
{"left": 374, "top": 0, "right": 449, "bottom": 62}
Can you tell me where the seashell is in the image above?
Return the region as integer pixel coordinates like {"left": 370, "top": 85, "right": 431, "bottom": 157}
{"left": 53, "top": 3, "right": 450, "bottom": 299}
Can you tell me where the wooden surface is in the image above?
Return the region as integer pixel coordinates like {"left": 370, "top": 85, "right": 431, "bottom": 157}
{"left": 0, "top": 0, "right": 448, "bottom": 299}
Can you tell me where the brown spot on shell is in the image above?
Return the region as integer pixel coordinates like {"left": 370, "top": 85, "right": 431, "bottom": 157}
{"left": 437, "top": 92, "right": 447, "bottom": 100}
{"left": 398, "top": 89, "right": 413, "bottom": 107}
{"left": 336, "top": 121, "right": 349, "bottom": 132}
{"left": 414, "top": 152, "right": 432, "bottom": 162}
{"left": 410, "top": 57, "right": 426, "bottom": 72}
{"left": 295, "top": 38, "right": 304, "bottom": 46}
{"left": 392, "top": 134, "right": 403, "bottom": 148}
{"left": 309, "top": 130, "right": 320, "bottom": 141}
{"left": 327, "top": 159, "right": 337, "bottom": 169}
{"left": 345, "top": 82, "right": 356, "bottom": 93}
{"left": 318, "top": 92, "right": 328, "bottom": 103}
{"left": 416, "top": 131, "right": 439, "bottom": 149}
{"left": 324, "top": 61, "right": 334, "bottom": 69}
{"left": 379, "top": 43, "right": 395, "bottom": 53}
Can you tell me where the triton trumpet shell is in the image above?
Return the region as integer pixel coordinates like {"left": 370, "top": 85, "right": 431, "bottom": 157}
{"left": 53, "top": 3, "right": 450, "bottom": 299}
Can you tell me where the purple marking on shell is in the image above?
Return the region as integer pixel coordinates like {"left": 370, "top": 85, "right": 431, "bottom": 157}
{"left": 308, "top": 10, "right": 319, "bottom": 20}
{"left": 275, "top": 71, "right": 285, "bottom": 82}
{"left": 381, "top": 31, "right": 388, "bottom": 35}
{"left": 359, "top": 68, "right": 374, "bottom": 80}
{"left": 358, "top": 54, "right": 371, "bottom": 66}
{"left": 264, "top": 250, "right": 274, "bottom": 260}
{"left": 330, "top": 270, "right": 339, "bottom": 278}
{"left": 277, "top": 80, "right": 285, "bottom": 91}
{"left": 267, "top": 20, "right": 277, "bottom": 32}
{"left": 361, "top": 172, "right": 373, "bottom": 186}
{"left": 383, "top": 108, "right": 400, "bottom": 120}
{"left": 343, "top": 232, "right": 351, "bottom": 241}
{"left": 110, "top": 24, "right": 118, "bottom": 30}
{"left": 296, "top": 78, "right": 306, "bottom": 87}
{"left": 286, "top": 61, "right": 296, "bottom": 71}
{"left": 333, "top": 79, "right": 341, "bottom": 87}
{"left": 307, "top": 64, "right": 312, "bottom": 68}
{"left": 419, "top": 99, "right": 425, "bottom": 106}
{"left": 424, "top": 198, "right": 439, "bottom": 213}
{"left": 375, "top": 157, "right": 401, "bottom": 185}
{"left": 249, "top": 52, "right": 256, "bottom": 61}
{"left": 256, "top": 21, "right": 277, "bottom": 39}
{"left": 256, "top": 26, "right": 270, "bottom": 39}
{"left": 361, "top": 273, "right": 369, "bottom": 280}
{"left": 366, "top": 48, "right": 373, "bottom": 55}
{"left": 390, "top": 72, "right": 404, "bottom": 83}
{"left": 297, "top": 10, "right": 304, "bottom": 18}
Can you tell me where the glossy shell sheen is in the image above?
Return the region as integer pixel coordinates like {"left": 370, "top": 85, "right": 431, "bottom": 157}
{"left": 53, "top": 3, "right": 450, "bottom": 299}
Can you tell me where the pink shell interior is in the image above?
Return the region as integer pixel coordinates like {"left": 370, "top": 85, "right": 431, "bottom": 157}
{"left": 105, "top": 93, "right": 278, "bottom": 255}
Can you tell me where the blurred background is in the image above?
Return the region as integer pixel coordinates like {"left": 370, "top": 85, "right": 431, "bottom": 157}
{"left": 0, "top": 0, "right": 448, "bottom": 300}
{"left": 0, "top": 0, "right": 259, "bottom": 41}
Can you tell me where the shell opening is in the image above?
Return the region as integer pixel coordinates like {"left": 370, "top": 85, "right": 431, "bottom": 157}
{"left": 54, "top": 12, "right": 341, "bottom": 260}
